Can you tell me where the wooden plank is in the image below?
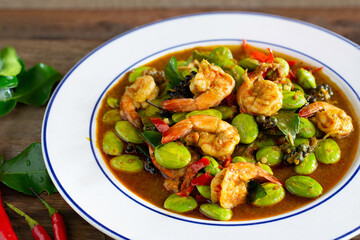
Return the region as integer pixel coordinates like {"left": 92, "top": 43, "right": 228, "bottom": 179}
{"left": 0, "top": 9, "right": 359, "bottom": 43}
{"left": 0, "top": 0, "right": 359, "bottom": 9}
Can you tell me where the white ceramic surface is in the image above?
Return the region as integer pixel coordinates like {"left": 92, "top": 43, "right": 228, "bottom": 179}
{"left": 42, "top": 12, "right": 360, "bottom": 240}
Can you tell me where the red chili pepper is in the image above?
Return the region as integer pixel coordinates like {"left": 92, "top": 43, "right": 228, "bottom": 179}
{"left": 191, "top": 172, "right": 214, "bottom": 186}
{"left": 177, "top": 158, "right": 211, "bottom": 197}
{"left": 6, "top": 203, "right": 51, "bottom": 240}
{"left": 0, "top": 191, "right": 18, "bottom": 240}
{"left": 288, "top": 69, "right": 296, "bottom": 81}
{"left": 242, "top": 39, "right": 252, "bottom": 54}
{"left": 31, "top": 189, "right": 67, "bottom": 240}
{"left": 195, "top": 194, "right": 208, "bottom": 202}
{"left": 189, "top": 158, "right": 211, "bottom": 173}
{"left": 223, "top": 155, "right": 232, "bottom": 168}
{"left": 250, "top": 48, "right": 274, "bottom": 63}
{"left": 149, "top": 117, "right": 169, "bottom": 133}
{"left": 286, "top": 60, "right": 297, "bottom": 67}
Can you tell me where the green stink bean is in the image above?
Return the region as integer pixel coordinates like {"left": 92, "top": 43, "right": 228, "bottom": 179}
{"left": 315, "top": 139, "right": 341, "bottom": 164}
{"left": 296, "top": 68, "right": 316, "bottom": 89}
{"left": 195, "top": 173, "right": 211, "bottom": 199}
{"left": 254, "top": 137, "right": 276, "bottom": 149}
{"left": 293, "top": 83, "right": 305, "bottom": 94}
{"left": 252, "top": 183, "right": 285, "bottom": 206}
{"left": 209, "top": 47, "right": 233, "bottom": 67}
{"left": 260, "top": 164, "right": 274, "bottom": 175}
{"left": 279, "top": 78, "right": 293, "bottom": 92}
{"left": 214, "top": 105, "right": 237, "bottom": 120}
{"left": 203, "top": 156, "right": 221, "bottom": 176}
{"left": 282, "top": 91, "right": 306, "bottom": 110}
{"left": 225, "top": 64, "right": 245, "bottom": 90}
{"left": 128, "top": 66, "right": 151, "bottom": 83}
{"left": 200, "top": 203, "right": 233, "bottom": 221}
{"left": 102, "top": 109, "right": 122, "bottom": 125}
{"left": 164, "top": 194, "right": 197, "bottom": 213}
{"left": 172, "top": 112, "right": 187, "bottom": 123}
{"left": 232, "top": 113, "right": 259, "bottom": 144}
{"left": 154, "top": 142, "right": 191, "bottom": 169}
{"left": 294, "top": 137, "right": 310, "bottom": 147}
{"left": 295, "top": 153, "right": 318, "bottom": 175}
{"left": 239, "top": 58, "right": 260, "bottom": 72}
{"left": 110, "top": 155, "right": 143, "bottom": 173}
{"left": 256, "top": 146, "right": 283, "bottom": 166}
{"left": 186, "top": 109, "right": 222, "bottom": 119}
{"left": 106, "top": 96, "right": 119, "bottom": 108}
{"left": 285, "top": 176, "right": 323, "bottom": 198}
{"left": 298, "top": 118, "right": 316, "bottom": 138}
{"left": 102, "top": 130, "right": 124, "bottom": 156}
{"left": 115, "top": 121, "right": 144, "bottom": 144}
{"left": 232, "top": 156, "right": 256, "bottom": 164}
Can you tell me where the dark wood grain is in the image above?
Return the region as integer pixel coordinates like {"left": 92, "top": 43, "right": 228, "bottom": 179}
{"left": 0, "top": 8, "right": 359, "bottom": 240}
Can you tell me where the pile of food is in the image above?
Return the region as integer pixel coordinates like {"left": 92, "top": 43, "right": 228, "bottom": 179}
{"left": 96, "top": 42, "right": 358, "bottom": 221}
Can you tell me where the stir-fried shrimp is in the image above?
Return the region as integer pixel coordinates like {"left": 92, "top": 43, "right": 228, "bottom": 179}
{"left": 162, "top": 60, "right": 235, "bottom": 112}
{"left": 236, "top": 62, "right": 284, "bottom": 116}
{"left": 162, "top": 115, "right": 240, "bottom": 160}
{"left": 120, "top": 75, "right": 159, "bottom": 128}
{"left": 299, "top": 101, "right": 353, "bottom": 138}
{"left": 210, "top": 162, "right": 282, "bottom": 209}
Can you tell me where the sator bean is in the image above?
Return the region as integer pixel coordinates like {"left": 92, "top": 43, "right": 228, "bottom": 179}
{"left": 225, "top": 64, "right": 245, "bottom": 90}
{"left": 232, "top": 113, "right": 259, "bottom": 144}
{"left": 203, "top": 156, "right": 221, "bottom": 176}
{"left": 315, "top": 139, "right": 341, "bottom": 164}
{"left": 209, "top": 47, "right": 233, "bottom": 67}
{"left": 285, "top": 176, "right": 323, "bottom": 198}
{"left": 256, "top": 146, "right": 283, "bottom": 166}
{"left": 200, "top": 203, "right": 233, "bottom": 221}
{"left": 164, "top": 194, "right": 197, "bottom": 213}
{"left": 154, "top": 142, "right": 191, "bottom": 169}
{"left": 115, "top": 121, "right": 144, "bottom": 144}
{"left": 128, "top": 66, "right": 151, "bottom": 83}
{"left": 110, "top": 155, "right": 143, "bottom": 173}
{"left": 186, "top": 109, "right": 222, "bottom": 120}
{"left": 294, "top": 137, "right": 310, "bottom": 147}
{"left": 279, "top": 78, "right": 293, "bottom": 92}
{"left": 214, "top": 105, "right": 237, "bottom": 120}
{"left": 232, "top": 156, "right": 256, "bottom": 164}
{"left": 292, "top": 83, "right": 305, "bottom": 94}
{"left": 260, "top": 164, "right": 274, "bottom": 175}
{"left": 106, "top": 96, "right": 119, "bottom": 108}
{"left": 253, "top": 137, "right": 276, "bottom": 149}
{"left": 295, "top": 153, "right": 318, "bottom": 175}
{"left": 282, "top": 91, "right": 306, "bottom": 110}
{"left": 239, "top": 58, "right": 260, "bottom": 72}
{"left": 298, "top": 117, "right": 316, "bottom": 138}
{"left": 296, "top": 68, "right": 316, "bottom": 89}
{"left": 172, "top": 112, "right": 187, "bottom": 123}
{"left": 102, "top": 109, "right": 122, "bottom": 125}
{"left": 252, "top": 183, "right": 285, "bottom": 206}
{"left": 268, "top": 57, "right": 290, "bottom": 78}
{"left": 195, "top": 173, "right": 211, "bottom": 199}
{"left": 102, "top": 130, "right": 124, "bottom": 156}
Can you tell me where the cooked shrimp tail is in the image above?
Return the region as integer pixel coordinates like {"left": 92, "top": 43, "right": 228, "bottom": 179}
{"left": 162, "top": 120, "right": 192, "bottom": 144}
{"left": 161, "top": 98, "right": 197, "bottom": 112}
{"left": 120, "top": 95, "right": 142, "bottom": 129}
{"left": 298, "top": 101, "right": 324, "bottom": 118}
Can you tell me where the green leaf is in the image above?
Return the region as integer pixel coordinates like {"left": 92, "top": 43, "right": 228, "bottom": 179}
{"left": 165, "top": 56, "right": 183, "bottom": 88}
{"left": 248, "top": 181, "right": 267, "bottom": 202}
{"left": 272, "top": 111, "right": 300, "bottom": 145}
{"left": 192, "top": 50, "right": 211, "bottom": 62}
{"left": 0, "top": 142, "right": 57, "bottom": 195}
{"left": 12, "top": 63, "right": 62, "bottom": 106}
{"left": 0, "top": 76, "right": 18, "bottom": 89}
{"left": 0, "top": 99, "right": 17, "bottom": 117}
{"left": 0, "top": 47, "right": 22, "bottom": 76}
{"left": 136, "top": 145, "right": 150, "bottom": 157}
{"left": 141, "top": 131, "right": 163, "bottom": 148}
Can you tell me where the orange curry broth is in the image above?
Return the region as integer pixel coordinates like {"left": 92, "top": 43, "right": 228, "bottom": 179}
{"left": 96, "top": 45, "right": 359, "bottom": 221}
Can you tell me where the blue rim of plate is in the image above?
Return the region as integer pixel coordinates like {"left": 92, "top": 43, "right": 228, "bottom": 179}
{"left": 42, "top": 12, "right": 360, "bottom": 240}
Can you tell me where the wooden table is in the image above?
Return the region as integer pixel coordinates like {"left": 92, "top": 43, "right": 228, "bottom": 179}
{"left": 0, "top": 8, "right": 359, "bottom": 239}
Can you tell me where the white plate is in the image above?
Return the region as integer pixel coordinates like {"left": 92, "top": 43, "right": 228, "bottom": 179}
{"left": 42, "top": 12, "right": 360, "bottom": 240}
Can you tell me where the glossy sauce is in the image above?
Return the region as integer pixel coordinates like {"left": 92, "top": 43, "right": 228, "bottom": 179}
{"left": 96, "top": 45, "right": 359, "bottom": 220}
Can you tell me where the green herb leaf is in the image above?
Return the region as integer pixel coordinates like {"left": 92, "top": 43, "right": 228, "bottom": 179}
{"left": 0, "top": 142, "right": 57, "bottom": 195}
{"left": 248, "top": 181, "right": 267, "bottom": 202}
{"left": 0, "top": 99, "right": 17, "bottom": 117}
{"left": 0, "top": 76, "right": 18, "bottom": 89}
{"left": 272, "top": 111, "right": 300, "bottom": 145}
{"left": 141, "top": 131, "right": 163, "bottom": 148}
{"left": 165, "top": 56, "right": 183, "bottom": 88}
{"left": 136, "top": 145, "right": 150, "bottom": 157}
{"left": 12, "top": 63, "right": 62, "bottom": 106}
{"left": 192, "top": 50, "right": 211, "bottom": 62}
{"left": 0, "top": 47, "right": 22, "bottom": 76}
